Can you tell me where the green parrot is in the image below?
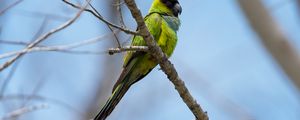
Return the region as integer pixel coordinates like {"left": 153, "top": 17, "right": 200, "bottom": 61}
{"left": 94, "top": 0, "right": 181, "bottom": 119}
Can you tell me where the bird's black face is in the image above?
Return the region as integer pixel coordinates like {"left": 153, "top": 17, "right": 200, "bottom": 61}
{"left": 160, "top": 0, "right": 182, "bottom": 17}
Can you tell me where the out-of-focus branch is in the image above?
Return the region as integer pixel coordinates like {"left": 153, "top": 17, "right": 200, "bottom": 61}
{"left": 0, "top": 43, "right": 147, "bottom": 56}
{"left": 1, "top": 104, "right": 48, "bottom": 120}
{"left": 0, "top": 94, "right": 85, "bottom": 116}
{"left": 0, "top": 40, "right": 32, "bottom": 46}
{"left": 238, "top": 0, "right": 300, "bottom": 90}
{"left": 0, "top": 0, "right": 90, "bottom": 72}
{"left": 0, "top": 32, "right": 116, "bottom": 59}
{"left": 297, "top": 0, "right": 300, "bottom": 17}
{"left": 0, "top": 40, "right": 106, "bottom": 55}
{"left": 87, "top": 2, "right": 122, "bottom": 48}
{"left": 124, "top": 0, "right": 209, "bottom": 120}
{"left": 62, "top": 0, "right": 139, "bottom": 36}
{"left": 0, "top": 0, "right": 23, "bottom": 15}
{"left": 0, "top": 59, "right": 21, "bottom": 95}
{"left": 115, "top": 0, "right": 126, "bottom": 27}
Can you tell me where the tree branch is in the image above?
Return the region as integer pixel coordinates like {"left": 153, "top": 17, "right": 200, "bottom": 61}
{"left": 0, "top": 32, "right": 117, "bottom": 59}
{"left": 1, "top": 104, "right": 48, "bottom": 119}
{"left": 108, "top": 46, "right": 148, "bottom": 55}
{"left": 0, "top": 94, "right": 85, "bottom": 116}
{"left": 62, "top": 0, "right": 139, "bottom": 36}
{"left": 123, "top": 0, "right": 209, "bottom": 120}
{"left": 0, "top": 0, "right": 91, "bottom": 72}
{"left": 238, "top": 0, "right": 300, "bottom": 90}
{"left": 86, "top": 1, "right": 121, "bottom": 48}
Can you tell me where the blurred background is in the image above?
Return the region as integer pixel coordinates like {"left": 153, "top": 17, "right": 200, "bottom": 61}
{"left": 1, "top": 0, "right": 300, "bottom": 120}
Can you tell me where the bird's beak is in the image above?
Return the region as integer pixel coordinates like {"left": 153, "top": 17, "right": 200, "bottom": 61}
{"left": 174, "top": 3, "right": 182, "bottom": 16}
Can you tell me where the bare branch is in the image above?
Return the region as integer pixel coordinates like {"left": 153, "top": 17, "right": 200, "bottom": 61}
{"left": 87, "top": 2, "right": 122, "bottom": 48}
{"left": 1, "top": 104, "right": 48, "bottom": 119}
{"left": 62, "top": 0, "right": 139, "bottom": 36}
{"left": 0, "top": 40, "right": 107, "bottom": 55}
{"left": 0, "top": 32, "right": 117, "bottom": 59}
{"left": 0, "top": 40, "right": 31, "bottom": 46}
{"left": 0, "top": 0, "right": 23, "bottom": 15}
{"left": 0, "top": 0, "right": 91, "bottom": 72}
{"left": 124, "top": 0, "right": 209, "bottom": 120}
{"left": 238, "top": 0, "right": 300, "bottom": 90}
{"left": 108, "top": 46, "right": 148, "bottom": 55}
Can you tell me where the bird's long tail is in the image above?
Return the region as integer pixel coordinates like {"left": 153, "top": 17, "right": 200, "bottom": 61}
{"left": 94, "top": 82, "right": 130, "bottom": 120}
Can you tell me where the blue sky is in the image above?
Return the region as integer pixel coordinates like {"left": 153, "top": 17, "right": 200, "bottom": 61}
{"left": 1, "top": 0, "right": 300, "bottom": 120}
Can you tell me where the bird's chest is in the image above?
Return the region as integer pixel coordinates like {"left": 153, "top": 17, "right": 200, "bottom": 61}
{"left": 157, "top": 19, "right": 179, "bottom": 58}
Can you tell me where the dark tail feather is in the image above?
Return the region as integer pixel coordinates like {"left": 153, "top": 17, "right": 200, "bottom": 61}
{"left": 94, "top": 83, "right": 130, "bottom": 120}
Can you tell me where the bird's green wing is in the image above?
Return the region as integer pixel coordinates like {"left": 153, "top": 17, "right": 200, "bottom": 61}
{"left": 112, "top": 13, "right": 163, "bottom": 91}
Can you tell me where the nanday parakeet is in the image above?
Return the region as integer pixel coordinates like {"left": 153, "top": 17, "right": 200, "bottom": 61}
{"left": 94, "top": 0, "right": 182, "bottom": 119}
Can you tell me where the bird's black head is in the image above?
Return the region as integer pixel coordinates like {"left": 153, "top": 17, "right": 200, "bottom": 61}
{"left": 160, "top": 0, "right": 182, "bottom": 17}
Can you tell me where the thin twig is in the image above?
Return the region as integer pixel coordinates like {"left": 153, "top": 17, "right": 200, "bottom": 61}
{"left": 1, "top": 104, "right": 48, "bottom": 119}
{"left": 0, "top": 40, "right": 41, "bottom": 46}
{"left": 0, "top": 94, "right": 85, "bottom": 116}
{"left": 0, "top": 40, "right": 107, "bottom": 55}
{"left": 0, "top": 15, "right": 49, "bottom": 96}
{"left": 0, "top": 0, "right": 91, "bottom": 72}
{"left": 0, "top": 0, "right": 23, "bottom": 15}
{"left": 0, "top": 32, "right": 117, "bottom": 59}
{"left": 108, "top": 46, "right": 148, "bottom": 55}
{"left": 87, "top": 2, "right": 122, "bottom": 48}
{"left": 124, "top": 0, "right": 209, "bottom": 120}
{"left": 62, "top": 0, "right": 139, "bottom": 35}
